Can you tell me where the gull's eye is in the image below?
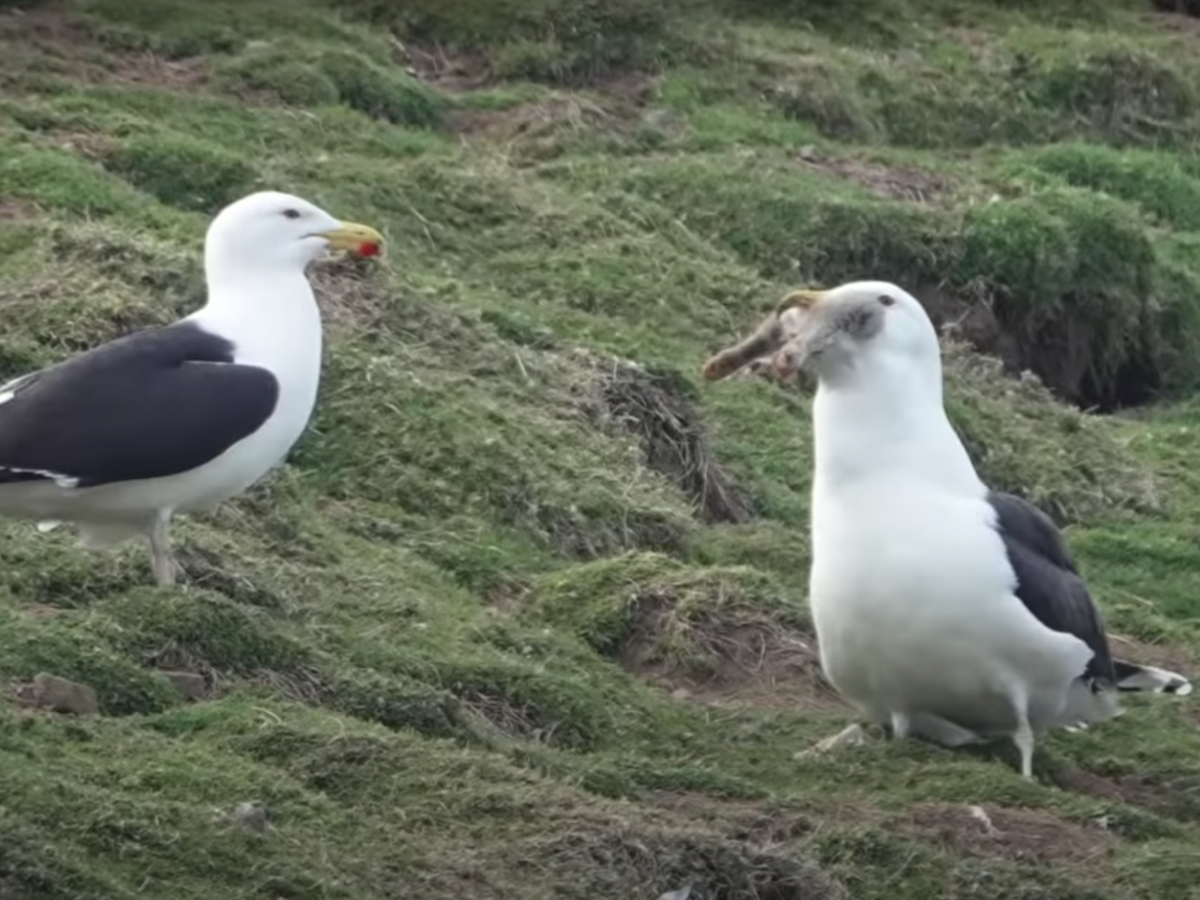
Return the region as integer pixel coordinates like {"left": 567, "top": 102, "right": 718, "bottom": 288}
{"left": 282, "top": 208, "right": 301, "bottom": 220}
{"left": 878, "top": 294, "right": 896, "bottom": 307}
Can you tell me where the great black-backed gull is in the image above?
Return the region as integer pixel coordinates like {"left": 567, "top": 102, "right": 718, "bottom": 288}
{"left": 0, "top": 190, "right": 382, "bottom": 586}
{"left": 702, "top": 279, "right": 1191, "bottom": 778}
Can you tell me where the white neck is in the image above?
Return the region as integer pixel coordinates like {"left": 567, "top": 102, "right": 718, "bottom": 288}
{"left": 190, "top": 260, "right": 323, "bottom": 371}
{"left": 812, "top": 347, "right": 983, "bottom": 498}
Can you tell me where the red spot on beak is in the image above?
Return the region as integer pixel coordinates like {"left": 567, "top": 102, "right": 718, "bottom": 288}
{"left": 356, "top": 242, "right": 380, "bottom": 258}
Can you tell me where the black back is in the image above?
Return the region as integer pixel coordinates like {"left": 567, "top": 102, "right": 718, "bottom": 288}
{"left": 987, "top": 491, "right": 1116, "bottom": 687}
{"left": 0, "top": 321, "right": 279, "bottom": 488}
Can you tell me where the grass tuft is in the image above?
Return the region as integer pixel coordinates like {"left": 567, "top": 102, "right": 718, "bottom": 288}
{"left": 103, "top": 133, "right": 259, "bottom": 213}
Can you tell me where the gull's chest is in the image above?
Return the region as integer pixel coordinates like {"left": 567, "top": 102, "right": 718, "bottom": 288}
{"left": 809, "top": 483, "right": 1014, "bottom": 622}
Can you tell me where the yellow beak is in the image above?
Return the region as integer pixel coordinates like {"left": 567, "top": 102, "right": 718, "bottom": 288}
{"left": 312, "top": 221, "right": 384, "bottom": 255}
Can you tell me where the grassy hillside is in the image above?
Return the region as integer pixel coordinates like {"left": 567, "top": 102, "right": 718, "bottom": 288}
{"left": 2, "top": 0, "right": 1200, "bottom": 897}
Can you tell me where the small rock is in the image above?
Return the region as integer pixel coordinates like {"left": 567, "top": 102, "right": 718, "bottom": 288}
{"left": 659, "top": 888, "right": 693, "bottom": 900}
{"left": 230, "top": 801, "right": 269, "bottom": 833}
{"left": 29, "top": 673, "right": 99, "bottom": 716}
{"left": 798, "top": 144, "right": 820, "bottom": 162}
{"left": 160, "top": 670, "right": 208, "bottom": 702}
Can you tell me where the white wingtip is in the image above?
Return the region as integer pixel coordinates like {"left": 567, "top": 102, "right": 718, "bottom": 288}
{"left": 1117, "top": 664, "right": 1192, "bottom": 696}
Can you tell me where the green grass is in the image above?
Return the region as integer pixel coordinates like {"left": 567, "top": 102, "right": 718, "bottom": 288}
{"left": 2, "top": 0, "right": 1200, "bottom": 898}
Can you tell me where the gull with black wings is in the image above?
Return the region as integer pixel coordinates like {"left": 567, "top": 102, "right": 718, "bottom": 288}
{"left": 0, "top": 190, "right": 382, "bottom": 586}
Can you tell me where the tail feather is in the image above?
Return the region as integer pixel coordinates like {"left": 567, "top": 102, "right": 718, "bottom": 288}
{"left": 1113, "top": 659, "right": 1193, "bottom": 697}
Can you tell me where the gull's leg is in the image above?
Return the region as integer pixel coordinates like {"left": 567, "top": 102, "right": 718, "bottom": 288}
{"left": 906, "top": 712, "right": 984, "bottom": 748}
{"left": 1012, "top": 714, "right": 1035, "bottom": 780}
{"left": 148, "top": 513, "right": 177, "bottom": 588}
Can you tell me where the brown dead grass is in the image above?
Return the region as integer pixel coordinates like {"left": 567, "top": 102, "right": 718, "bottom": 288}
{"left": 651, "top": 791, "right": 1118, "bottom": 886}
{"left": 794, "top": 146, "right": 954, "bottom": 204}
{"left": 598, "top": 361, "right": 753, "bottom": 525}
{"left": 0, "top": 199, "right": 41, "bottom": 222}
{"left": 308, "top": 257, "right": 397, "bottom": 338}
{"left": 106, "top": 54, "right": 208, "bottom": 90}
{"left": 897, "top": 802, "right": 1115, "bottom": 867}
{"left": 616, "top": 591, "right": 847, "bottom": 713}
{"left": 499, "top": 809, "right": 849, "bottom": 900}
{"left": 445, "top": 75, "right": 667, "bottom": 161}
{"left": 648, "top": 792, "right": 826, "bottom": 843}
{"left": 0, "top": 8, "right": 208, "bottom": 90}
{"left": 1053, "top": 765, "right": 1199, "bottom": 821}
{"left": 448, "top": 95, "right": 618, "bottom": 143}
{"left": 457, "top": 687, "right": 560, "bottom": 743}
{"left": 50, "top": 131, "right": 120, "bottom": 161}
{"left": 1107, "top": 632, "right": 1198, "bottom": 679}
{"left": 398, "top": 41, "right": 492, "bottom": 94}
{"left": 1145, "top": 3, "right": 1200, "bottom": 29}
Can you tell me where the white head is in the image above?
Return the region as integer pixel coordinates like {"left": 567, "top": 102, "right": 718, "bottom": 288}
{"left": 204, "top": 190, "right": 383, "bottom": 279}
{"left": 703, "top": 280, "right": 982, "bottom": 494}
{"left": 703, "top": 280, "right": 942, "bottom": 393}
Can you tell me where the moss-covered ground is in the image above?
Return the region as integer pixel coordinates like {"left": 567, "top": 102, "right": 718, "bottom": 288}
{"left": 2, "top": 0, "right": 1200, "bottom": 897}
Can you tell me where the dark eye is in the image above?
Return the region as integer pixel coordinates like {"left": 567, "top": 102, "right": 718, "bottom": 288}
{"left": 282, "top": 208, "right": 301, "bottom": 220}
{"left": 878, "top": 294, "right": 896, "bottom": 307}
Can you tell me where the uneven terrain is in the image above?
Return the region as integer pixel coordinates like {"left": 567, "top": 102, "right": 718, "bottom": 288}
{"left": 2, "top": 0, "right": 1200, "bottom": 898}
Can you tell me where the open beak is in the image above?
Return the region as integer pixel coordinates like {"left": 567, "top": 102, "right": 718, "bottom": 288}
{"left": 312, "top": 221, "right": 384, "bottom": 258}
{"left": 701, "top": 288, "right": 825, "bottom": 382}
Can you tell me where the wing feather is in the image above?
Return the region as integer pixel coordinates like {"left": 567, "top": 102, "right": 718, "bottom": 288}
{"left": 0, "top": 322, "right": 279, "bottom": 488}
{"left": 987, "top": 491, "right": 1116, "bottom": 686}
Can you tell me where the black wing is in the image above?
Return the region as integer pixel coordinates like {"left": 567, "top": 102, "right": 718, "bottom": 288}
{"left": 0, "top": 321, "right": 279, "bottom": 489}
{"left": 987, "top": 491, "right": 1116, "bottom": 686}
